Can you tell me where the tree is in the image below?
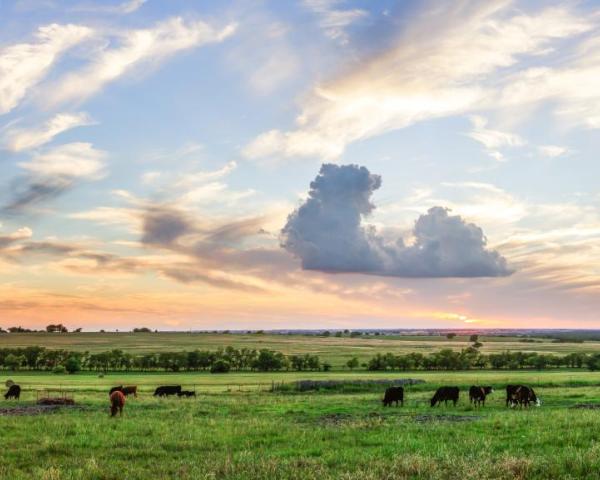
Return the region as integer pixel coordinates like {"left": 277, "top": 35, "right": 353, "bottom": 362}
{"left": 322, "top": 362, "right": 332, "bottom": 372}
{"left": 346, "top": 357, "right": 359, "bottom": 370}
{"left": 446, "top": 333, "right": 457, "bottom": 340}
{"left": 4, "top": 354, "right": 24, "bottom": 371}
{"left": 46, "top": 324, "right": 68, "bottom": 333}
{"left": 210, "top": 360, "right": 231, "bottom": 373}
{"left": 472, "top": 341, "right": 483, "bottom": 349}
{"left": 469, "top": 334, "right": 479, "bottom": 342}
{"left": 65, "top": 357, "right": 81, "bottom": 374}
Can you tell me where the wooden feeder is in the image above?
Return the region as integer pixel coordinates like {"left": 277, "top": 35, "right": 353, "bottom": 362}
{"left": 36, "top": 388, "right": 75, "bottom": 405}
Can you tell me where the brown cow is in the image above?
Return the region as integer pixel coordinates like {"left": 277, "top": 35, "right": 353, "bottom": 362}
{"left": 110, "top": 390, "right": 126, "bottom": 417}
{"left": 122, "top": 386, "right": 137, "bottom": 397}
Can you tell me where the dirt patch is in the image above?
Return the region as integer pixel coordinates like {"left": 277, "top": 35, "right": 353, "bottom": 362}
{"left": 0, "top": 404, "right": 86, "bottom": 417}
{"left": 413, "top": 414, "right": 481, "bottom": 423}
{"left": 570, "top": 403, "right": 600, "bottom": 410}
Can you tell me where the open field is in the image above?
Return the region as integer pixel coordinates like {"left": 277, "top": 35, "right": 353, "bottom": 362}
{"left": 3, "top": 370, "right": 600, "bottom": 479}
{"left": 1, "top": 332, "right": 598, "bottom": 368}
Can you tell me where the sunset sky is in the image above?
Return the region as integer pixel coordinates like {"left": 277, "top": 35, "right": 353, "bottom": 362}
{"left": 0, "top": 0, "right": 599, "bottom": 331}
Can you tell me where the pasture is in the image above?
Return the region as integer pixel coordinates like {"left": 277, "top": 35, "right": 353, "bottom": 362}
{"left": 2, "top": 369, "right": 600, "bottom": 479}
{"left": 1, "top": 332, "right": 598, "bottom": 368}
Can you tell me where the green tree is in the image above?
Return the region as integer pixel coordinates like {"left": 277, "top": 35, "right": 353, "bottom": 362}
{"left": 346, "top": 357, "right": 359, "bottom": 370}
{"left": 65, "top": 357, "right": 81, "bottom": 374}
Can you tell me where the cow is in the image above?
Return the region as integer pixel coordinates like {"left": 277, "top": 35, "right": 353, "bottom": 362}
{"left": 507, "top": 385, "right": 540, "bottom": 408}
{"left": 4, "top": 384, "right": 20, "bottom": 400}
{"left": 110, "top": 390, "right": 126, "bottom": 417}
{"left": 382, "top": 386, "right": 404, "bottom": 407}
{"left": 109, "top": 385, "right": 138, "bottom": 397}
{"left": 153, "top": 385, "right": 182, "bottom": 397}
{"left": 469, "top": 386, "right": 494, "bottom": 407}
{"left": 109, "top": 385, "right": 123, "bottom": 396}
{"left": 430, "top": 386, "right": 459, "bottom": 407}
{"left": 178, "top": 390, "right": 196, "bottom": 398}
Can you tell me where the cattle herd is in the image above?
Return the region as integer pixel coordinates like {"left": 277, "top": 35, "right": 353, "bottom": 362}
{"left": 382, "top": 384, "right": 541, "bottom": 409}
{"left": 3, "top": 382, "right": 540, "bottom": 417}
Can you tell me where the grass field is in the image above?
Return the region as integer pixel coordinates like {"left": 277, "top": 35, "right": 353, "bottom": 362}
{"left": 2, "top": 334, "right": 600, "bottom": 479}
{"left": 1, "top": 332, "right": 598, "bottom": 368}
{"left": 2, "top": 369, "right": 600, "bottom": 479}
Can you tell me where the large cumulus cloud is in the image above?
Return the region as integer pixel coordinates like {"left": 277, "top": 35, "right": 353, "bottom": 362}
{"left": 281, "top": 164, "right": 512, "bottom": 278}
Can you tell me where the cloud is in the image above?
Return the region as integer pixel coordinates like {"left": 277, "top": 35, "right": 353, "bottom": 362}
{"left": 45, "top": 17, "right": 236, "bottom": 106}
{"left": 538, "top": 145, "right": 568, "bottom": 158}
{"left": 245, "top": 3, "right": 592, "bottom": 160}
{"left": 4, "top": 142, "right": 107, "bottom": 212}
{"left": 466, "top": 115, "right": 524, "bottom": 161}
{"left": 0, "top": 227, "right": 33, "bottom": 248}
{"left": 2, "top": 112, "right": 94, "bottom": 152}
{"left": 72, "top": 0, "right": 147, "bottom": 15}
{"left": 141, "top": 206, "right": 195, "bottom": 245}
{"left": 281, "top": 164, "right": 512, "bottom": 277}
{"left": 303, "top": 0, "right": 367, "bottom": 45}
{"left": 0, "top": 24, "right": 92, "bottom": 115}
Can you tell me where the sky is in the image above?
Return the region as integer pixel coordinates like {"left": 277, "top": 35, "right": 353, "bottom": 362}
{"left": 0, "top": 0, "right": 599, "bottom": 331}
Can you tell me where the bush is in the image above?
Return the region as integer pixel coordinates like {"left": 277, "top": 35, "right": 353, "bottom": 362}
{"left": 65, "top": 357, "right": 81, "bottom": 374}
{"left": 52, "top": 365, "right": 66, "bottom": 374}
{"left": 210, "top": 360, "right": 231, "bottom": 373}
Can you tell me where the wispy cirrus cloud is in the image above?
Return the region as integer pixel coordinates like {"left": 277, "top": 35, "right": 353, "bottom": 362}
{"left": 303, "top": 0, "right": 367, "bottom": 45}
{"left": 245, "top": 2, "right": 593, "bottom": 161}
{"left": 44, "top": 17, "right": 237, "bottom": 107}
{"left": 0, "top": 23, "right": 92, "bottom": 115}
{"left": 4, "top": 142, "right": 107, "bottom": 212}
{"left": 2, "top": 112, "right": 94, "bottom": 152}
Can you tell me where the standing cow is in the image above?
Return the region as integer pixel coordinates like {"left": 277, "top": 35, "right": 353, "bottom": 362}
{"left": 507, "top": 385, "right": 540, "bottom": 408}
{"left": 110, "top": 390, "right": 126, "bottom": 417}
{"left": 153, "top": 385, "right": 182, "bottom": 397}
{"left": 469, "top": 386, "right": 493, "bottom": 407}
{"left": 430, "top": 386, "right": 459, "bottom": 407}
{"left": 4, "top": 384, "right": 21, "bottom": 400}
{"left": 110, "top": 385, "right": 138, "bottom": 397}
{"left": 382, "top": 386, "right": 404, "bottom": 407}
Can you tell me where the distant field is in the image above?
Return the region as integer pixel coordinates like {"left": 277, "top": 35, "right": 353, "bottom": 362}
{"left": 3, "top": 369, "right": 600, "bottom": 479}
{"left": 1, "top": 332, "right": 598, "bottom": 368}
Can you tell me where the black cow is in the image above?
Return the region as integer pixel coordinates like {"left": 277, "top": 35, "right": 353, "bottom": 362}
{"left": 109, "top": 385, "right": 123, "bottom": 396}
{"left": 382, "top": 386, "right": 404, "bottom": 407}
{"left": 469, "top": 386, "right": 493, "bottom": 407}
{"left": 507, "top": 385, "right": 539, "bottom": 408}
{"left": 430, "top": 386, "right": 459, "bottom": 407}
{"left": 110, "top": 385, "right": 138, "bottom": 397}
{"left": 178, "top": 390, "right": 196, "bottom": 398}
{"left": 4, "top": 384, "right": 21, "bottom": 400}
{"left": 153, "top": 385, "right": 182, "bottom": 397}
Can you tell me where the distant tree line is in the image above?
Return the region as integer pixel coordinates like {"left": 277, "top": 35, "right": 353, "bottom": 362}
{"left": 0, "top": 346, "right": 596, "bottom": 374}
{"left": 365, "top": 348, "right": 593, "bottom": 371}
{"left": 0, "top": 346, "right": 296, "bottom": 373}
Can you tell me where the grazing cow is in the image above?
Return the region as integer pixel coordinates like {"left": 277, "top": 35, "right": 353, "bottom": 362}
{"left": 110, "top": 390, "right": 126, "bottom": 417}
{"left": 110, "top": 385, "right": 138, "bottom": 397}
{"left": 109, "top": 385, "right": 123, "bottom": 396}
{"left": 153, "top": 385, "right": 182, "bottom": 397}
{"left": 122, "top": 386, "right": 138, "bottom": 397}
{"left": 4, "top": 384, "right": 21, "bottom": 400}
{"left": 430, "top": 386, "right": 459, "bottom": 407}
{"left": 178, "top": 390, "right": 196, "bottom": 398}
{"left": 382, "top": 386, "right": 404, "bottom": 407}
{"left": 469, "top": 386, "right": 494, "bottom": 407}
{"left": 507, "top": 385, "right": 540, "bottom": 408}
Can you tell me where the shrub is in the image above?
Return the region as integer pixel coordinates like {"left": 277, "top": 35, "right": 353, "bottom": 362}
{"left": 52, "top": 365, "right": 66, "bottom": 374}
{"left": 210, "top": 360, "right": 231, "bottom": 373}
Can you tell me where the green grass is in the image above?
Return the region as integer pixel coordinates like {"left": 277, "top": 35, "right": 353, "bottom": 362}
{"left": 2, "top": 335, "right": 600, "bottom": 478}
{"left": 3, "top": 370, "right": 600, "bottom": 479}
{"left": 2, "top": 332, "right": 599, "bottom": 369}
